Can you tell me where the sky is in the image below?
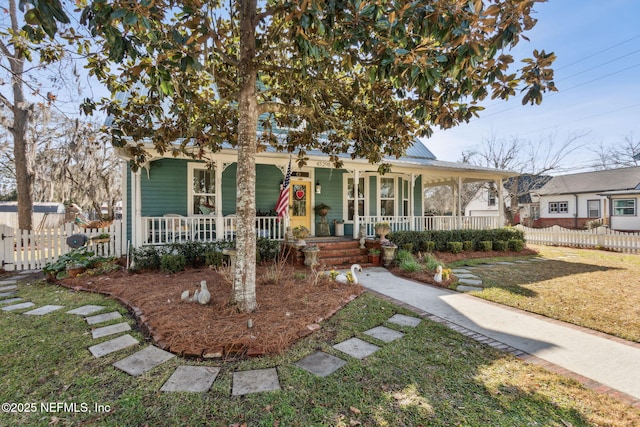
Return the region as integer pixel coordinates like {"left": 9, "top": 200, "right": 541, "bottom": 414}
{"left": 4, "top": 0, "right": 637, "bottom": 174}
{"left": 425, "top": 0, "right": 640, "bottom": 172}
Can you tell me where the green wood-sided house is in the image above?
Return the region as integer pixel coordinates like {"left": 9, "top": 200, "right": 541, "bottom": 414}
{"left": 116, "top": 138, "right": 516, "bottom": 248}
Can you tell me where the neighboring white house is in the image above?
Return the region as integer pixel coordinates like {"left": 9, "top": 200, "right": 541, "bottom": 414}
{"left": 464, "top": 175, "right": 551, "bottom": 225}
{"left": 465, "top": 186, "right": 499, "bottom": 217}
{"left": 532, "top": 166, "right": 640, "bottom": 230}
{"left": 0, "top": 202, "right": 66, "bottom": 229}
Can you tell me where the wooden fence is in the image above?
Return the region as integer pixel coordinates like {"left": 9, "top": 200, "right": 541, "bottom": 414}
{"left": 1, "top": 221, "right": 127, "bottom": 272}
{"left": 515, "top": 224, "right": 640, "bottom": 253}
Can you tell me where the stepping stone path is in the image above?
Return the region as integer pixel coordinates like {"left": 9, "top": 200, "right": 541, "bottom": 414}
{"left": 232, "top": 368, "right": 281, "bottom": 396}
{"left": 0, "top": 269, "right": 445, "bottom": 396}
{"left": 89, "top": 334, "right": 139, "bottom": 358}
{"left": 92, "top": 322, "right": 131, "bottom": 339}
{"left": 294, "top": 351, "right": 347, "bottom": 378}
{"left": 113, "top": 346, "right": 175, "bottom": 376}
{"left": 451, "top": 258, "right": 548, "bottom": 292}
{"left": 67, "top": 305, "right": 107, "bottom": 316}
{"left": 86, "top": 311, "right": 122, "bottom": 325}
{"left": 161, "top": 366, "right": 220, "bottom": 392}
{"left": 24, "top": 305, "right": 64, "bottom": 315}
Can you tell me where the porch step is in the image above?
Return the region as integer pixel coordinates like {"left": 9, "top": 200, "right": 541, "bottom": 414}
{"left": 314, "top": 239, "right": 372, "bottom": 268}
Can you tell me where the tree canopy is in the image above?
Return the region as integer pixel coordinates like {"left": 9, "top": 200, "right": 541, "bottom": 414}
{"left": 24, "top": 0, "right": 557, "bottom": 311}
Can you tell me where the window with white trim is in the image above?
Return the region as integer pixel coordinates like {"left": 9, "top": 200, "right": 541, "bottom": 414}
{"left": 613, "top": 199, "right": 636, "bottom": 216}
{"left": 587, "top": 200, "right": 600, "bottom": 218}
{"left": 380, "top": 177, "right": 395, "bottom": 216}
{"left": 346, "top": 176, "right": 365, "bottom": 221}
{"left": 189, "top": 164, "right": 216, "bottom": 215}
{"left": 548, "top": 201, "right": 568, "bottom": 214}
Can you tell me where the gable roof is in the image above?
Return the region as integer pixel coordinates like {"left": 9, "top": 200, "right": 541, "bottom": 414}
{"left": 535, "top": 167, "right": 640, "bottom": 196}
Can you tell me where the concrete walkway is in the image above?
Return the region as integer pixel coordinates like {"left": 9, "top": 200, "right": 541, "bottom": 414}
{"left": 358, "top": 267, "right": 640, "bottom": 403}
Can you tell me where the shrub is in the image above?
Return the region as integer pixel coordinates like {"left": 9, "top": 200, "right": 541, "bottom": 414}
{"left": 401, "top": 243, "right": 414, "bottom": 253}
{"left": 478, "top": 241, "right": 493, "bottom": 251}
{"left": 422, "top": 253, "right": 441, "bottom": 271}
{"left": 425, "top": 241, "right": 436, "bottom": 252}
{"left": 388, "top": 228, "right": 525, "bottom": 253}
{"left": 205, "top": 251, "right": 224, "bottom": 267}
{"left": 170, "top": 241, "right": 207, "bottom": 268}
{"left": 463, "top": 240, "right": 474, "bottom": 252}
{"left": 160, "top": 254, "right": 186, "bottom": 273}
{"left": 396, "top": 249, "right": 414, "bottom": 264}
{"left": 447, "top": 242, "right": 463, "bottom": 254}
{"left": 257, "top": 238, "right": 280, "bottom": 263}
{"left": 44, "top": 247, "right": 107, "bottom": 279}
{"left": 508, "top": 239, "right": 525, "bottom": 252}
{"left": 400, "top": 258, "right": 423, "bottom": 272}
{"left": 493, "top": 240, "right": 507, "bottom": 251}
{"left": 130, "top": 246, "right": 163, "bottom": 270}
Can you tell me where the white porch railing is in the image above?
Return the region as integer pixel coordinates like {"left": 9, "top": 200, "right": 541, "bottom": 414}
{"left": 516, "top": 224, "right": 640, "bottom": 253}
{"left": 358, "top": 215, "right": 499, "bottom": 237}
{"left": 141, "top": 215, "right": 285, "bottom": 245}
{"left": 1, "top": 221, "right": 126, "bottom": 271}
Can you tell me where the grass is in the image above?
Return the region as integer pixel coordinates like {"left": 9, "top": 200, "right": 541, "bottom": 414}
{"left": 1, "top": 278, "right": 639, "bottom": 426}
{"left": 450, "top": 245, "right": 640, "bottom": 343}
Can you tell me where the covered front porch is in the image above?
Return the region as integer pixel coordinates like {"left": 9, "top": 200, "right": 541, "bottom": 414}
{"left": 139, "top": 214, "right": 500, "bottom": 245}
{"left": 122, "top": 143, "right": 512, "bottom": 248}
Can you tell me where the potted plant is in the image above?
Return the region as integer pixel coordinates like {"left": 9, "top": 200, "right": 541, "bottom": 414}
{"left": 314, "top": 203, "right": 331, "bottom": 217}
{"left": 368, "top": 248, "right": 381, "bottom": 266}
{"left": 292, "top": 225, "right": 310, "bottom": 244}
{"left": 91, "top": 232, "right": 111, "bottom": 243}
{"left": 374, "top": 222, "right": 391, "bottom": 241}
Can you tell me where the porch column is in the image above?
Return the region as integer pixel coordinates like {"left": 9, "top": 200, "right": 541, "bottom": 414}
{"left": 215, "top": 160, "right": 223, "bottom": 242}
{"left": 133, "top": 170, "right": 143, "bottom": 247}
{"left": 353, "top": 169, "right": 360, "bottom": 239}
{"left": 121, "top": 161, "right": 128, "bottom": 246}
{"left": 497, "top": 177, "right": 505, "bottom": 227}
{"left": 410, "top": 173, "right": 415, "bottom": 231}
{"left": 457, "top": 176, "right": 463, "bottom": 229}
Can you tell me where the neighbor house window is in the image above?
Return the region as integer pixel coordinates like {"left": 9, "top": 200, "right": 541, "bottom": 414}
{"left": 587, "top": 200, "right": 600, "bottom": 218}
{"left": 488, "top": 191, "right": 497, "bottom": 206}
{"left": 548, "top": 201, "right": 568, "bottom": 214}
{"left": 613, "top": 199, "right": 636, "bottom": 216}
{"left": 190, "top": 164, "right": 216, "bottom": 215}
{"left": 346, "top": 176, "right": 365, "bottom": 221}
{"left": 380, "top": 177, "right": 395, "bottom": 216}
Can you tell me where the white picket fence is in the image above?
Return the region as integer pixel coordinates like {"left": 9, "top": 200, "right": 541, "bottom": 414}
{"left": 516, "top": 224, "right": 640, "bottom": 253}
{"left": 0, "top": 221, "right": 127, "bottom": 271}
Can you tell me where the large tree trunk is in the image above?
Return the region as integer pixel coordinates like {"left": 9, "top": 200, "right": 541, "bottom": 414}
{"left": 233, "top": 0, "right": 258, "bottom": 312}
{"left": 8, "top": 28, "right": 34, "bottom": 230}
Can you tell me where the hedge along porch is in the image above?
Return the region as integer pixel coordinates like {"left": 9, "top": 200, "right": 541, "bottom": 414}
{"left": 119, "top": 141, "right": 516, "bottom": 248}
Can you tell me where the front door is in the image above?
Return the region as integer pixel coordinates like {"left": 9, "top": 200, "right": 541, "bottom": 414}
{"left": 289, "top": 181, "right": 312, "bottom": 233}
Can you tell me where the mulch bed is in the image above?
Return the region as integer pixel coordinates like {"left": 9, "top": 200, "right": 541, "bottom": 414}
{"left": 57, "top": 248, "right": 536, "bottom": 359}
{"left": 60, "top": 266, "right": 363, "bottom": 359}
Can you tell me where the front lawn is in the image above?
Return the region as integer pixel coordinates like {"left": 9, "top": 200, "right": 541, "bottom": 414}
{"left": 450, "top": 244, "right": 640, "bottom": 343}
{"left": 1, "top": 279, "right": 638, "bottom": 426}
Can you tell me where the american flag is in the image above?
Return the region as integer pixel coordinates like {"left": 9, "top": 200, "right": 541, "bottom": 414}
{"left": 276, "top": 159, "right": 291, "bottom": 218}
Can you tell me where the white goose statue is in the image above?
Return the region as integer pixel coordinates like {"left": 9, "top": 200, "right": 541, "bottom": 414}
{"left": 181, "top": 281, "right": 210, "bottom": 304}
{"left": 433, "top": 265, "right": 443, "bottom": 283}
{"left": 335, "top": 264, "right": 362, "bottom": 284}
